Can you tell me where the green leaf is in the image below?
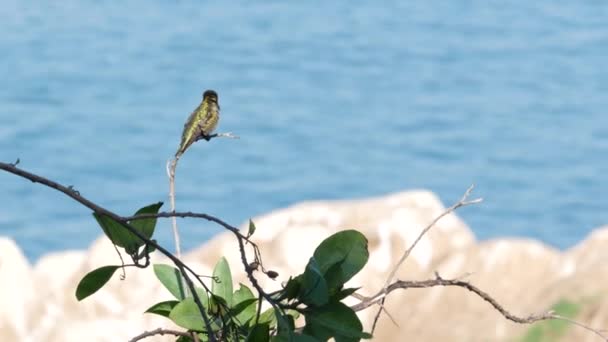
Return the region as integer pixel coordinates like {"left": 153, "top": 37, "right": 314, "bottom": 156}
{"left": 212, "top": 257, "right": 233, "bottom": 306}
{"left": 246, "top": 323, "right": 270, "bottom": 342}
{"left": 129, "top": 202, "right": 163, "bottom": 240}
{"left": 232, "top": 284, "right": 257, "bottom": 325}
{"left": 272, "top": 333, "right": 320, "bottom": 342}
{"left": 335, "top": 287, "right": 360, "bottom": 301}
{"left": 248, "top": 219, "right": 257, "bottom": 237}
{"left": 277, "top": 311, "right": 294, "bottom": 332}
{"left": 313, "top": 230, "right": 368, "bottom": 292}
{"left": 359, "top": 332, "right": 373, "bottom": 339}
{"left": 75, "top": 265, "right": 119, "bottom": 301}
{"left": 145, "top": 300, "right": 179, "bottom": 317}
{"left": 295, "top": 334, "right": 321, "bottom": 342}
{"left": 169, "top": 298, "right": 207, "bottom": 331}
{"left": 175, "top": 337, "right": 193, "bottom": 342}
{"left": 231, "top": 298, "right": 257, "bottom": 325}
{"left": 303, "top": 321, "right": 333, "bottom": 342}
{"left": 197, "top": 333, "right": 210, "bottom": 342}
{"left": 93, "top": 213, "right": 141, "bottom": 254}
{"left": 208, "top": 294, "right": 228, "bottom": 315}
{"left": 287, "top": 310, "right": 301, "bottom": 321}
{"left": 189, "top": 287, "right": 210, "bottom": 308}
{"left": 299, "top": 257, "right": 329, "bottom": 307}
{"left": 154, "top": 264, "right": 187, "bottom": 300}
{"left": 259, "top": 308, "right": 278, "bottom": 327}
{"left": 279, "top": 276, "right": 302, "bottom": 301}
{"left": 304, "top": 301, "right": 370, "bottom": 342}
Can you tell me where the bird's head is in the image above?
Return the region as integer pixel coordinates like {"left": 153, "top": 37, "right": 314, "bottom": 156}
{"left": 203, "top": 90, "right": 219, "bottom": 103}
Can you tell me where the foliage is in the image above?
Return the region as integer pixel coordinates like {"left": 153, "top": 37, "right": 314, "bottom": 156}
{"left": 76, "top": 207, "right": 372, "bottom": 341}
{"left": 93, "top": 202, "right": 162, "bottom": 257}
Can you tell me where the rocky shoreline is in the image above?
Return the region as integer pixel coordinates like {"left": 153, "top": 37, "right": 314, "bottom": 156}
{"left": 1, "top": 190, "right": 606, "bottom": 341}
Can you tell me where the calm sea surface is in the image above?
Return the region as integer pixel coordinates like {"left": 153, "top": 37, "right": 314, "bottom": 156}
{"left": 1, "top": 1, "right": 607, "bottom": 260}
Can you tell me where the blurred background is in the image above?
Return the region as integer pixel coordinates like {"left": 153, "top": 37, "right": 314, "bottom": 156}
{"left": 0, "top": 1, "right": 606, "bottom": 261}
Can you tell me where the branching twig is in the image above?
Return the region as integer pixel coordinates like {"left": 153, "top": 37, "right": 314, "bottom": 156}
{"left": 372, "top": 185, "right": 483, "bottom": 332}
{"left": 385, "top": 185, "right": 482, "bottom": 287}
{"left": 351, "top": 273, "right": 608, "bottom": 341}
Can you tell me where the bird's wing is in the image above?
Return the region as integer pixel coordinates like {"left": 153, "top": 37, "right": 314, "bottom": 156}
{"left": 176, "top": 104, "right": 203, "bottom": 156}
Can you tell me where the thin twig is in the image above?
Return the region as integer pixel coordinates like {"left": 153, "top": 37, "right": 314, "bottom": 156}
{"left": 112, "top": 242, "right": 127, "bottom": 280}
{"left": 129, "top": 327, "right": 193, "bottom": 342}
{"left": 385, "top": 185, "right": 482, "bottom": 286}
{"left": 199, "top": 132, "right": 239, "bottom": 141}
{"left": 551, "top": 314, "right": 608, "bottom": 342}
{"left": 166, "top": 131, "right": 237, "bottom": 294}
{"left": 168, "top": 131, "right": 238, "bottom": 256}
{"left": 127, "top": 211, "right": 243, "bottom": 236}
{"left": 166, "top": 157, "right": 181, "bottom": 258}
{"left": 128, "top": 210, "right": 272, "bottom": 284}
{"left": 372, "top": 185, "right": 482, "bottom": 332}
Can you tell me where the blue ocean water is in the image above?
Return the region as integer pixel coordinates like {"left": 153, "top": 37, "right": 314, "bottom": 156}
{"left": 1, "top": 1, "right": 606, "bottom": 260}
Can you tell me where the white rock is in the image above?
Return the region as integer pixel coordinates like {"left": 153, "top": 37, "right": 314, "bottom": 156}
{"left": 0, "top": 238, "right": 34, "bottom": 341}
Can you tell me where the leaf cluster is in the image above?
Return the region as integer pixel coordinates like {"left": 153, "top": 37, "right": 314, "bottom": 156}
{"left": 76, "top": 205, "right": 372, "bottom": 341}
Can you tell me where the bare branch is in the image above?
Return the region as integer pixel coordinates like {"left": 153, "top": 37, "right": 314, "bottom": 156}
{"left": 385, "top": 185, "right": 482, "bottom": 286}
{"left": 128, "top": 328, "right": 193, "bottom": 342}
{"left": 356, "top": 274, "right": 551, "bottom": 322}
{"left": 352, "top": 274, "right": 608, "bottom": 341}
{"left": 372, "top": 185, "right": 482, "bottom": 332}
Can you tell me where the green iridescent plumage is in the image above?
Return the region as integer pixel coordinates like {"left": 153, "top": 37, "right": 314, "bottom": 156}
{"left": 176, "top": 90, "right": 220, "bottom": 157}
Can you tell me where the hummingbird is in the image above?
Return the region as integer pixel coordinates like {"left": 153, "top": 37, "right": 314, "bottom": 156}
{"left": 176, "top": 90, "right": 220, "bottom": 157}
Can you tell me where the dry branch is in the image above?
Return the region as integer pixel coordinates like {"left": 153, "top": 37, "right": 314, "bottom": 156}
{"left": 371, "top": 185, "right": 482, "bottom": 332}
